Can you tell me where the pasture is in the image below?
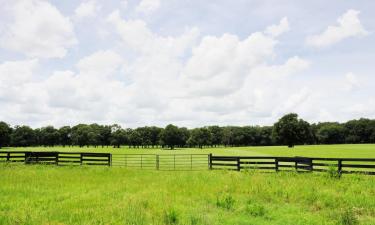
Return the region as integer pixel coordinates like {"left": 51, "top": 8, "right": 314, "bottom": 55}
{"left": 1, "top": 144, "right": 375, "bottom": 225}
{"left": 1, "top": 164, "right": 375, "bottom": 225}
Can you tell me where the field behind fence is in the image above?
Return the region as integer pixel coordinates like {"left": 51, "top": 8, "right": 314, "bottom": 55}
{"left": 1, "top": 151, "right": 375, "bottom": 175}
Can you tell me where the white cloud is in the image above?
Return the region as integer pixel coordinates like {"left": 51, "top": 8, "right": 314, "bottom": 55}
{"left": 306, "top": 9, "right": 368, "bottom": 48}
{"left": 76, "top": 50, "right": 123, "bottom": 76}
{"left": 265, "top": 17, "right": 290, "bottom": 37}
{"left": 344, "top": 72, "right": 360, "bottom": 91}
{"left": 74, "top": 0, "right": 101, "bottom": 20}
{"left": 136, "top": 0, "right": 160, "bottom": 14}
{"left": 0, "top": 0, "right": 77, "bottom": 58}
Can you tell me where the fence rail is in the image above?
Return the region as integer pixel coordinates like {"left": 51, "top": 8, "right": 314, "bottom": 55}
{"left": 0, "top": 151, "right": 111, "bottom": 166}
{"left": 209, "top": 154, "right": 375, "bottom": 175}
{"left": 1, "top": 151, "right": 375, "bottom": 175}
{"left": 111, "top": 154, "right": 209, "bottom": 170}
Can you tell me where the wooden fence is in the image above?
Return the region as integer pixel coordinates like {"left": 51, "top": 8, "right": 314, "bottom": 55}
{"left": 0, "top": 151, "right": 111, "bottom": 166}
{"left": 209, "top": 154, "right": 375, "bottom": 175}
{"left": 2, "top": 151, "right": 375, "bottom": 175}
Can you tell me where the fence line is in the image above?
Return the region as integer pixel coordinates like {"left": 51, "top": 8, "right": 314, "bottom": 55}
{"left": 209, "top": 154, "right": 375, "bottom": 175}
{"left": 1, "top": 151, "right": 375, "bottom": 175}
{"left": 0, "top": 151, "right": 111, "bottom": 166}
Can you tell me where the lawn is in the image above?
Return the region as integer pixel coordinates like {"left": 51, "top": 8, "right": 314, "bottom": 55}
{"left": 3, "top": 144, "right": 375, "bottom": 158}
{"left": 1, "top": 164, "right": 375, "bottom": 225}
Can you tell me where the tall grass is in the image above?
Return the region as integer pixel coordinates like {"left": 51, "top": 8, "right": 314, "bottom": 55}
{"left": 1, "top": 164, "right": 375, "bottom": 225}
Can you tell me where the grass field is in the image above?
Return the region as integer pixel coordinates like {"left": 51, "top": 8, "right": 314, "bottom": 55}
{"left": 1, "top": 164, "right": 375, "bottom": 225}
{"left": 3, "top": 144, "right": 375, "bottom": 158}
{"left": 1, "top": 144, "right": 375, "bottom": 224}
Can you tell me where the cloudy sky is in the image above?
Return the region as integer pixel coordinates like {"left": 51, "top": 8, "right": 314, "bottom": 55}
{"left": 0, "top": 0, "right": 374, "bottom": 128}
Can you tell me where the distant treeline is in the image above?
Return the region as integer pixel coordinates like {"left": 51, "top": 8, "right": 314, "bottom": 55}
{"left": 1, "top": 113, "right": 375, "bottom": 149}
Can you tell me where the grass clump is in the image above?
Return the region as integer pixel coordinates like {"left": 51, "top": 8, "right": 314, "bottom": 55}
{"left": 216, "top": 193, "right": 235, "bottom": 210}
{"left": 163, "top": 208, "right": 179, "bottom": 225}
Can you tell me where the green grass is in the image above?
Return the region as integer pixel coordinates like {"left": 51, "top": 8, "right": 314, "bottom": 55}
{"left": 3, "top": 144, "right": 375, "bottom": 158}
{"left": 1, "top": 164, "right": 375, "bottom": 225}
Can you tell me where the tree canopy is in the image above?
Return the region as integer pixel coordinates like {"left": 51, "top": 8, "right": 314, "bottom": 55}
{"left": 1, "top": 113, "right": 375, "bottom": 149}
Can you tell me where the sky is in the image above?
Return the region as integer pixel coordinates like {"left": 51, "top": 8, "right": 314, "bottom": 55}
{"left": 0, "top": 0, "right": 374, "bottom": 128}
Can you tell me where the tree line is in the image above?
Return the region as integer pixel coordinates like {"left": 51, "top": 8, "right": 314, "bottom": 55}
{"left": 1, "top": 113, "right": 375, "bottom": 149}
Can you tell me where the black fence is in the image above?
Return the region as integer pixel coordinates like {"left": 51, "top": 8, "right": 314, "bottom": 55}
{"left": 209, "top": 154, "right": 375, "bottom": 175}
{"left": 0, "top": 151, "right": 111, "bottom": 166}
{"left": 2, "top": 151, "right": 375, "bottom": 175}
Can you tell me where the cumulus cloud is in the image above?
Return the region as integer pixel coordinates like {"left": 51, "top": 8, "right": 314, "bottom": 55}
{"left": 265, "top": 17, "right": 290, "bottom": 37}
{"left": 74, "top": 0, "right": 101, "bottom": 20}
{"left": 0, "top": 0, "right": 76, "bottom": 58}
{"left": 1, "top": 5, "right": 370, "bottom": 128}
{"left": 136, "top": 0, "right": 160, "bottom": 14}
{"left": 306, "top": 10, "right": 368, "bottom": 48}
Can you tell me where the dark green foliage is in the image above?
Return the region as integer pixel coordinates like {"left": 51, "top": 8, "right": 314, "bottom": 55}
{"left": 0, "top": 121, "right": 12, "bottom": 148}
{"left": 273, "top": 113, "right": 313, "bottom": 147}
{"left": 3, "top": 113, "right": 375, "bottom": 148}
{"left": 10, "top": 125, "right": 36, "bottom": 147}
{"left": 160, "top": 124, "right": 182, "bottom": 149}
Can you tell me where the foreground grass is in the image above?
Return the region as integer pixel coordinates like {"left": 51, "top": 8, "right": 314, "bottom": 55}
{"left": 4, "top": 144, "right": 375, "bottom": 158}
{"left": 1, "top": 164, "right": 375, "bottom": 225}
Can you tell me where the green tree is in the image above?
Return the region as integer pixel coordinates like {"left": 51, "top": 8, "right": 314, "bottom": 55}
{"left": 58, "top": 126, "right": 72, "bottom": 147}
{"left": 10, "top": 125, "right": 36, "bottom": 147}
{"left": 273, "top": 113, "right": 312, "bottom": 148}
{"left": 188, "top": 127, "right": 212, "bottom": 148}
{"left": 0, "top": 121, "right": 12, "bottom": 148}
{"left": 71, "top": 124, "right": 91, "bottom": 147}
{"left": 316, "top": 122, "right": 345, "bottom": 144}
{"left": 160, "top": 124, "right": 181, "bottom": 150}
{"left": 40, "top": 126, "right": 59, "bottom": 147}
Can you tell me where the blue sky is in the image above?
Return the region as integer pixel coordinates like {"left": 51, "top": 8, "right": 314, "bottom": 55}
{"left": 0, "top": 0, "right": 374, "bottom": 128}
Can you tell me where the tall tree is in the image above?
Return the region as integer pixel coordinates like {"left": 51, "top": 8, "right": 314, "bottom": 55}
{"left": 58, "top": 126, "right": 72, "bottom": 147}
{"left": 10, "top": 125, "right": 36, "bottom": 147}
{"left": 0, "top": 121, "right": 12, "bottom": 148}
{"left": 273, "top": 113, "right": 312, "bottom": 148}
{"left": 160, "top": 124, "right": 181, "bottom": 150}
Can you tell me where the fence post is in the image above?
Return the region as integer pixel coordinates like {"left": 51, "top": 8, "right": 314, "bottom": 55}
{"left": 56, "top": 152, "right": 59, "bottom": 166}
{"left": 174, "top": 155, "right": 176, "bottom": 170}
{"left": 141, "top": 155, "right": 143, "bottom": 169}
{"left": 237, "top": 157, "right": 241, "bottom": 171}
{"left": 338, "top": 159, "right": 342, "bottom": 177}
{"left": 125, "top": 155, "right": 127, "bottom": 167}
{"left": 7, "top": 152, "right": 10, "bottom": 162}
{"left": 209, "top": 153, "right": 212, "bottom": 170}
{"left": 190, "top": 154, "right": 193, "bottom": 170}
{"left": 108, "top": 154, "right": 112, "bottom": 166}
{"left": 275, "top": 158, "right": 279, "bottom": 172}
{"left": 80, "top": 153, "right": 83, "bottom": 166}
{"left": 156, "top": 155, "right": 159, "bottom": 170}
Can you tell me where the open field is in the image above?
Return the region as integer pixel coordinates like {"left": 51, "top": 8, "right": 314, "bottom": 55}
{"left": 3, "top": 144, "right": 375, "bottom": 158}
{"left": 1, "top": 164, "right": 375, "bottom": 225}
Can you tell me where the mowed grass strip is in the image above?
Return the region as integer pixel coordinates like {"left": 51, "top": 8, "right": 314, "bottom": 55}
{"left": 3, "top": 144, "right": 375, "bottom": 158}
{"left": 1, "top": 164, "right": 375, "bottom": 225}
